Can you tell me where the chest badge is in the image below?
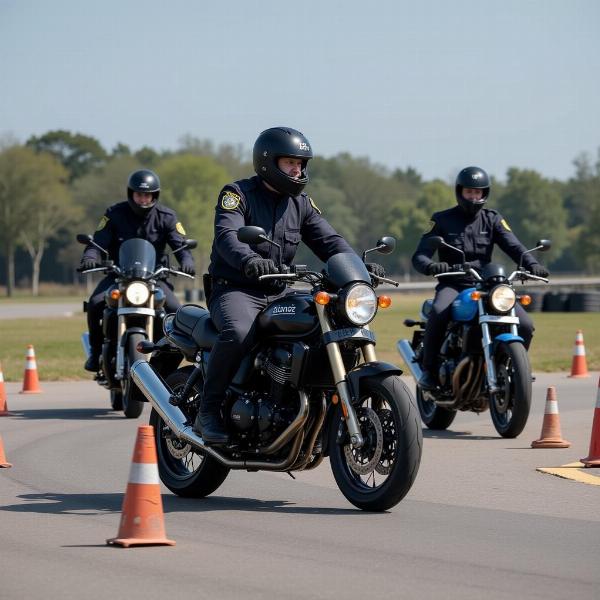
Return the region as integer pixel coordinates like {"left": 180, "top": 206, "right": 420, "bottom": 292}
{"left": 221, "top": 191, "right": 241, "bottom": 210}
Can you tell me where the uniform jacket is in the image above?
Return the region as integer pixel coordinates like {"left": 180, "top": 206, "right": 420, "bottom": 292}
{"left": 82, "top": 201, "right": 193, "bottom": 267}
{"left": 412, "top": 206, "right": 539, "bottom": 284}
{"left": 209, "top": 175, "right": 354, "bottom": 288}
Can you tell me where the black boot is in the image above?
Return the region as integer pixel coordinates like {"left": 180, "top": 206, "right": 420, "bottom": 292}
{"left": 193, "top": 407, "right": 229, "bottom": 446}
{"left": 84, "top": 354, "right": 100, "bottom": 372}
{"left": 418, "top": 369, "right": 438, "bottom": 391}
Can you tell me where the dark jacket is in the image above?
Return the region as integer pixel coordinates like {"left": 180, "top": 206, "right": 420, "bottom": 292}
{"left": 82, "top": 201, "right": 193, "bottom": 267}
{"left": 412, "top": 206, "right": 539, "bottom": 284}
{"left": 209, "top": 175, "right": 354, "bottom": 288}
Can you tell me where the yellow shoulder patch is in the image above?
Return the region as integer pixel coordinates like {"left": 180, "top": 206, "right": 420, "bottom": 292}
{"left": 501, "top": 218, "right": 512, "bottom": 232}
{"left": 96, "top": 215, "right": 109, "bottom": 231}
{"left": 221, "top": 191, "right": 241, "bottom": 210}
{"left": 309, "top": 197, "right": 321, "bottom": 214}
{"left": 176, "top": 222, "right": 186, "bottom": 235}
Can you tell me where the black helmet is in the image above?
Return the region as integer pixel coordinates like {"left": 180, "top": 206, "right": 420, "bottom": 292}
{"left": 455, "top": 166, "right": 490, "bottom": 216}
{"left": 253, "top": 127, "right": 313, "bottom": 196}
{"left": 127, "top": 169, "right": 160, "bottom": 216}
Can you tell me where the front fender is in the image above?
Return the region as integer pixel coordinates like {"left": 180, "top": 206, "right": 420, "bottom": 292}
{"left": 493, "top": 333, "right": 524, "bottom": 351}
{"left": 346, "top": 361, "right": 403, "bottom": 403}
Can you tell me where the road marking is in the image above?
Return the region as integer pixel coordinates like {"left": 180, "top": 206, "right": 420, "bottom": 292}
{"left": 537, "top": 461, "right": 600, "bottom": 486}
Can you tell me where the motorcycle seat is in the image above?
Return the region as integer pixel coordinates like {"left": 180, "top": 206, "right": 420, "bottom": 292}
{"left": 174, "top": 304, "right": 218, "bottom": 349}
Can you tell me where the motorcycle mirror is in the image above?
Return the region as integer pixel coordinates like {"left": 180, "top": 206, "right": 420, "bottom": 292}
{"left": 376, "top": 236, "right": 396, "bottom": 255}
{"left": 237, "top": 226, "right": 267, "bottom": 245}
{"left": 536, "top": 239, "right": 552, "bottom": 251}
{"left": 424, "top": 236, "right": 444, "bottom": 251}
{"left": 76, "top": 233, "right": 92, "bottom": 245}
{"left": 184, "top": 239, "right": 197, "bottom": 251}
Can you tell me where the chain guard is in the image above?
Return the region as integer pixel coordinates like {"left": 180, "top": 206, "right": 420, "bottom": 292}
{"left": 343, "top": 407, "right": 384, "bottom": 476}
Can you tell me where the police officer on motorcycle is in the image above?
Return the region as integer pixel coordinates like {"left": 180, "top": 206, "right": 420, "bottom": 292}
{"left": 412, "top": 166, "right": 549, "bottom": 391}
{"left": 79, "top": 169, "right": 195, "bottom": 372}
{"left": 195, "top": 126, "right": 385, "bottom": 444}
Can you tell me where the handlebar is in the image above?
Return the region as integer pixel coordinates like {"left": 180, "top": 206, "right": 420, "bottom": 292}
{"left": 434, "top": 266, "right": 549, "bottom": 284}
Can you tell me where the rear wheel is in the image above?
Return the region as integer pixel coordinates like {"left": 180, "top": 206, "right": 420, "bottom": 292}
{"left": 416, "top": 385, "right": 457, "bottom": 430}
{"left": 150, "top": 367, "right": 229, "bottom": 498}
{"left": 329, "top": 374, "right": 422, "bottom": 511}
{"left": 122, "top": 333, "right": 145, "bottom": 418}
{"left": 490, "top": 342, "right": 531, "bottom": 438}
{"left": 110, "top": 389, "right": 123, "bottom": 411}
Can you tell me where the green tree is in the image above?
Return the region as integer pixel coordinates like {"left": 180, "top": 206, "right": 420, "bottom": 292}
{"left": 26, "top": 130, "right": 108, "bottom": 181}
{"left": 496, "top": 168, "right": 568, "bottom": 266}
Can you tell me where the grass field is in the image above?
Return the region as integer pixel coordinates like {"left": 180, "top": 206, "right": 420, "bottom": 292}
{"left": 0, "top": 293, "right": 598, "bottom": 381}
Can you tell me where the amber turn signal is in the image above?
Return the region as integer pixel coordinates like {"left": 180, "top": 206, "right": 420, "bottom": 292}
{"left": 314, "top": 291, "right": 331, "bottom": 305}
{"left": 378, "top": 295, "right": 392, "bottom": 308}
{"left": 470, "top": 291, "right": 482, "bottom": 301}
{"left": 110, "top": 290, "right": 121, "bottom": 300}
{"left": 519, "top": 295, "right": 532, "bottom": 306}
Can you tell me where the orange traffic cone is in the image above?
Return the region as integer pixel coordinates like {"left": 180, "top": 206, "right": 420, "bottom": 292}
{"left": 531, "top": 386, "right": 571, "bottom": 448}
{"left": 0, "top": 434, "right": 12, "bottom": 468}
{"left": 0, "top": 361, "right": 9, "bottom": 416}
{"left": 568, "top": 330, "right": 589, "bottom": 378}
{"left": 581, "top": 376, "right": 600, "bottom": 467}
{"left": 19, "top": 345, "right": 42, "bottom": 394}
{"left": 107, "top": 425, "right": 175, "bottom": 547}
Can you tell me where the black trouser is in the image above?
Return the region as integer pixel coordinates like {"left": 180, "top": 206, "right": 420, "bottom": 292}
{"left": 421, "top": 284, "right": 534, "bottom": 371}
{"left": 86, "top": 276, "right": 180, "bottom": 357}
{"left": 202, "top": 284, "right": 287, "bottom": 412}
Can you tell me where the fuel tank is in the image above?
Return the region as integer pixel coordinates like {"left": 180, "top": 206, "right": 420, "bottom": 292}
{"left": 451, "top": 287, "right": 478, "bottom": 322}
{"left": 257, "top": 293, "right": 318, "bottom": 336}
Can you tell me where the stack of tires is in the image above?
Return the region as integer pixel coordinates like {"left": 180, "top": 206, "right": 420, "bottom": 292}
{"left": 521, "top": 290, "right": 600, "bottom": 312}
{"left": 567, "top": 291, "right": 600, "bottom": 312}
{"left": 542, "top": 292, "right": 570, "bottom": 312}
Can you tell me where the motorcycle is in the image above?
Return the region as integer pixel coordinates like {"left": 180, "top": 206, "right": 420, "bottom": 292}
{"left": 130, "top": 226, "right": 422, "bottom": 511}
{"left": 397, "top": 236, "right": 551, "bottom": 438}
{"left": 77, "top": 234, "right": 196, "bottom": 418}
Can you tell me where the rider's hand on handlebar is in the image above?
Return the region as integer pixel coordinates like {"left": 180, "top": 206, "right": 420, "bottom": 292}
{"left": 243, "top": 257, "right": 278, "bottom": 279}
{"left": 528, "top": 263, "right": 549, "bottom": 278}
{"left": 78, "top": 258, "right": 98, "bottom": 272}
{"left": 366, "top": 262, "right": 386, "bottom": 278}
{"left": 179, "top": 260, "right": 196, "bottom": 276}
{"left": 426, "top": 261, "right": 450, "bottom": 276}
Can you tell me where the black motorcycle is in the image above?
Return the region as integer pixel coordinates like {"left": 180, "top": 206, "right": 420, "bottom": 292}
{"left": 131, "top": 226, "right": 422, "bottom": 511}
{"left": 77, "top": 234, "right": 196, "bottom": 418}
{"left": 397, "top": 236, "right": 550, "bottom": 438}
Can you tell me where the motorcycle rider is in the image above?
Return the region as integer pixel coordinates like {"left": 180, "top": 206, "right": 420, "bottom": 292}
{"left": 194, "top": 126, "right": 385, "bottom": 444}
{"left": 79, "top": 169, "right": 195, "bottom": 372}
{"left": 412, "top": 166, "right": 549, "bottom": 391}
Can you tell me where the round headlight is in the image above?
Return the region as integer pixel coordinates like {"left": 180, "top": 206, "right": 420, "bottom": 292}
{"left": 125, "top": 282, "right": 150, "bottom": 305}
{"left": 344, "top": 283, "right": 378, "bottom": 325}
{"left": 489, "top": 285, "right": 516, "bottom": 312}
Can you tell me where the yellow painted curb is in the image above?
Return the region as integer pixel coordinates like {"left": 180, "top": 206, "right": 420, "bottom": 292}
{"left": 536, "top": 462, "right": 600, "bottom": 486}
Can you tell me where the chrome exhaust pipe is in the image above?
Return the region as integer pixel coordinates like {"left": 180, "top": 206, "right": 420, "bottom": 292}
{"left": 130, "top": 360, "right": 307, "bottom": 471}
{"left": 396, "top": 339, "right": 423, "bottom": 381}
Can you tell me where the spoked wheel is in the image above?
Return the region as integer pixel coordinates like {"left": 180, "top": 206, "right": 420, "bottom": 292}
{"left": 329, "top": 374, "right": 422, "bottom": 512}
{"left": 415, "top": 385, "right": 457, "bottom": 430}
{"left": 490, "top": 342, "right": 531, "bottom": 438}
{"left": 149, "top": 366, "right": 229, "bottom": 498}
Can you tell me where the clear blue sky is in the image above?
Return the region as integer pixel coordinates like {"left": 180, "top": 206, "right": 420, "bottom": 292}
{"left": 1, "top": 0, "right": 598, "bottom": 182}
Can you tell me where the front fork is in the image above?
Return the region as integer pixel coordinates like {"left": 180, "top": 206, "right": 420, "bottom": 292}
{"left": 315, "top": 304, "right": 367, "bottom": 448}
{"left": 479, "top": 301, "right": 520, "bottom": 393}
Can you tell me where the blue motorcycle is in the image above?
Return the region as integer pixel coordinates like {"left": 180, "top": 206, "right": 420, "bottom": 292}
{"left": 397, "top": 237, "right": 550, "bottom": 438}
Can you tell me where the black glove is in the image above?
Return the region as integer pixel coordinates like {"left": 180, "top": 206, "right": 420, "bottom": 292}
{"left": 529, "top": 263, "right": 549, "bottom": 278}
{"left": 426, "top": 262, "right": 450, "bottom": 276}
{"left": 179, "top": 260, "right": 195, "bottom": 276}
{"left": 243, "top": 257, "right": 278, "bottom": 279}
{"left": 78, "top": 258, "right": 98, "bottom": 272}
{"left": 366, "top": 263, "right": 386, "bottom": 279}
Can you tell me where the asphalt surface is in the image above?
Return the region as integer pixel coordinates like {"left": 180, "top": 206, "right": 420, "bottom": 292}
{"left": 1, "top": 374, "right": 599, "bottom": 600}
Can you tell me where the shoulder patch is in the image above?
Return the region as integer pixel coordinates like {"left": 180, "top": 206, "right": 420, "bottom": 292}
{"left": 501, "top": 218, "right": 512, "bottom": 232}
{"left": 221, "top": 191, "right": 241, "bottom": 210}
{"left": 175, "top": 222, "right": 186, "bottom": 235}
{"left": 96, "top": 215, "right": 109, "bottom": 231}
{"left": 309, "top": 197, "right": 321, "bottom": 214}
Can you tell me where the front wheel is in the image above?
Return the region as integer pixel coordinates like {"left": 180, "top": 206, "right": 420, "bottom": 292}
{"left": 329, "top": 374, "right": 422, "bottom": 511}
{"left": 415, "top": 385, "right": 457, "bottom": 430}
{"left": 150, "top": 367, "right": 229, "bottom": 498}
{"left": 490, "top": 342, "right": 531, "bottom": 438}
{"left": 122, "top": 333, "right": 145, "bottom": 418}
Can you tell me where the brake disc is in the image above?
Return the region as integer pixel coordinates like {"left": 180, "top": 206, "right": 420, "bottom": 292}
{"left": 344, "top": 407, "right": 384, "bottom": 475}
{"left": 375, "top": 408, "right": 396, "bottom": 475}
{"left": 165, "top": 433, "right": 192, "bottom": 459}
